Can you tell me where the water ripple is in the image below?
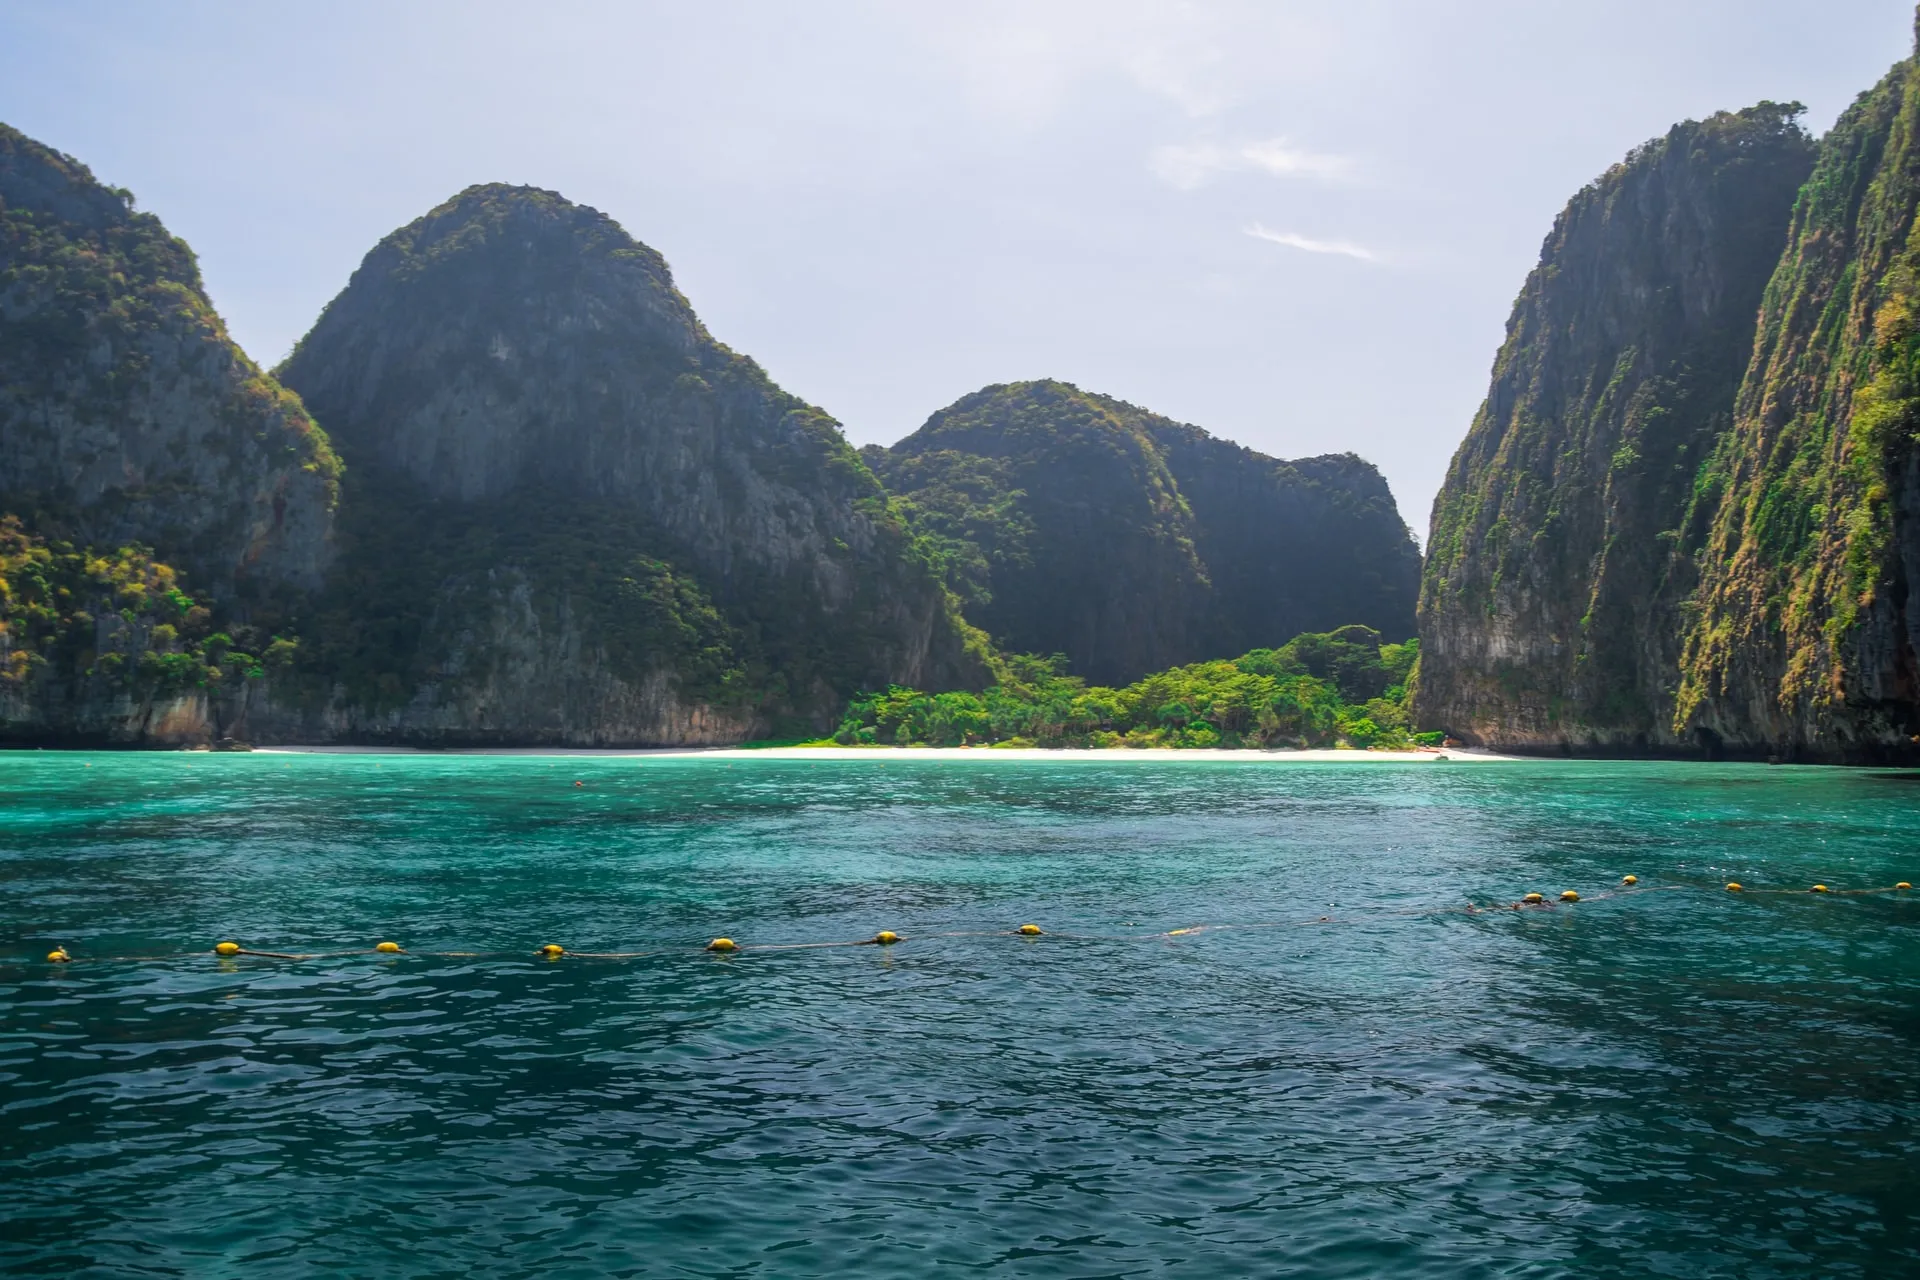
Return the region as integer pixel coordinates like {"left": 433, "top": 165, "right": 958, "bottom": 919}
{"left": 2, "top": 755, "right": 1917, "bottom": 1277}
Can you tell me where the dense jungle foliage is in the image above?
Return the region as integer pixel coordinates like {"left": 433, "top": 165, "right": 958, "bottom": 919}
{"left": 0, "top": 516, "right": 287, "bottom": 703}
{"left": 832, "top": 624, "right": 1437, "bottom": 750}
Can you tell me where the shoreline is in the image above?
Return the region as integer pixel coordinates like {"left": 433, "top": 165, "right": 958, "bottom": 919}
{"left": 10, "top": 741, "right": 1905, "bottom": 765}
{"left": 246, "top": 744, "right": 1524, "bottom": 763}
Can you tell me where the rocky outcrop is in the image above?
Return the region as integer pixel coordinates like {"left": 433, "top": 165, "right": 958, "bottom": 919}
{"left": 0, "top": 123, "right": 340, "bottom": 744}
{"left": 1, "top": 158, "right": 986, "bottom": 746}
{"left": 250, "top": 564, "right": 759, "bottom": 746}
{"left": 272, "top": 184, "right": 986, "bottom": 743}
{"left": 0, "top": 133, "right": 1442, "bottom": 747}
{"left": 1146, "top": 422, "right": 1419, "bottom": 665}
{"left": 0, "top": 124, "right": 338, "bottom": 599}
{"left": 867, "top": 380, "right": 1419, "bottom": 685}
{"left": 1416, "top": 104, "right": 1816, "bottom": 751}
{"left": 1676, "top": 35, "right": 1920, "bottom": 760}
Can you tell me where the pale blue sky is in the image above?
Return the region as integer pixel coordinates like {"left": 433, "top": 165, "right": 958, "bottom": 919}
{"left": 2, "top": 1, "right": 1912, "bottom": 537}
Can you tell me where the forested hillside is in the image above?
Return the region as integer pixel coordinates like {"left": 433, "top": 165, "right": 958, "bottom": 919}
{"left": 0, "top": 155, "right": 992, "bottom": 745}
{"left": 0, "top": 124, "right": 337, "bottom": 742}
{"left": 269, "top": 183, "right": 989, "bottom": 744}
{"left": 868, "top": 380, "right": 1419, "bottom": 686}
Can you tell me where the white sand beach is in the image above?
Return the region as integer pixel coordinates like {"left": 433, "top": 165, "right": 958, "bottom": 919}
{"left": 256, "top": 744, "right": 1523, "bottom": 762}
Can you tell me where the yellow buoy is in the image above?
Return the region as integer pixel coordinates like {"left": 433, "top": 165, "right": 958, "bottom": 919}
{"left": 1621, "top": 875, "right": 1638, "bottom": 885}
{"left": 1725, "top": 882, "right": 1743, "bottom": 893}
{"left": 1898, "top": 882, "right": 1912, "bottom": 891}
{"left": 1811, "top": 884, "right": 1829, "bottom": 893}
{"left": 537, "top": 943, "right": 565, "bottom": 959}
{"left": 215, "top": 941, "right": 241, "bottom": 957}
{"left": 872, "top": 931, "right": 899, "bottom": 945}
{"left": 707, "top": 937, "right": 738, "bottom": 953}
{"left": 47, "top": 947, "right": 70, "bottom": 963}
{"left": 1559, "top": 890, "right": 1579, "bottom": 902}
{"left": 1522, "top": 893, "right": 1544, "bottom": 904}
{"left": 375, "top": 941, "right": 402, "bottom": 954}
{"left": 1017, "top": 923, "right": 1043, "bottom": 936}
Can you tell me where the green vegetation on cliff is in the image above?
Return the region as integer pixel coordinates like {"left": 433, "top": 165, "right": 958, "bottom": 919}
{"left": 0, "top": 516, "right": 296, "bottom": 739}
{"left": 0, "top": 134, "right": 1427, "bottom": 751}
{"left": 868, "top": 380, "right": 1419, "bottom": 686}
{"left": 865, "top": 381, "right": 1203, "bottom": 686}
{"left": 282, "top": 473, "right": 761, "bottom": 716}
{"left": 1676, "top": 34, "right": 1920, "bottom": 753}
{"left": 0, "top": 123, "right": 339, "bottom": 599}
{"left": 1416, "top": 102, "right": 1817, "bottom": 750}
{"left": 833, "top": 625, "right": 1429, "bottom": 750}
{"left": 1420, "top": 8, "right": 1920, "bottom": 761}
{"left": 274, "top": 183, "right": 987, "bottom": 743}
{"left": 0, "top": 121, "right": 340, "bottom": 743}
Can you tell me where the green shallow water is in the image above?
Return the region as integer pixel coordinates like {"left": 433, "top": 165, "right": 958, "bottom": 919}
{"left": 2, "top": 753, "right": 1918, "bottom": 1278}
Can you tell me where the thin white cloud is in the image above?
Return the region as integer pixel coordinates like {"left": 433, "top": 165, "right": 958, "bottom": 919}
{"left": 891, "top": 0, "right": 1325, "bottom": 126}
{"left": 1151, "top": 138, "right": 1353, "bottom": 190}
{"left": 1245, "top": 223, "right": 1379, "bottom": 263}
{"left": 1241, "top": 139, "right": 1352, "bottom": 180}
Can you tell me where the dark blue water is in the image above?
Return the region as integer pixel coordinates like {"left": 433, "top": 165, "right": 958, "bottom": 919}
{"left": 2, "top": 752, "right": 1917, "bottom": 1278}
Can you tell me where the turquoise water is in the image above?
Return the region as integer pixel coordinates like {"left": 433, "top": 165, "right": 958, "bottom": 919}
{"left": 2, "top": 753, "right": 1918, "bottom": 1278}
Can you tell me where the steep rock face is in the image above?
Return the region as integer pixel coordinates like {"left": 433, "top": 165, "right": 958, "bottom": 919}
{"left": 0, "top": 124, "right": 338, "bottom": 744}
{"left": 275, "top": 185, "right": 984, "bottom": 743}
{"left": 868, "top": 381, "right": 1419, "bottom": 685}
{"left": 1677, "top": 39, "right": 1920, "bottom": 759}
{"left": 253, "top": 563, "right": 759, "bottom": 747}
{"left": 1147, "top": 423, "right": 1419, "bottom": 663}
{"left": 1416, "top": 104, "right": 1815, "bottom": 750}
{"left": 864, "top": 381, "right": 1207, "bottom": 684}
{"left": 0, "top": 124, "right": 338, "bottom": 598}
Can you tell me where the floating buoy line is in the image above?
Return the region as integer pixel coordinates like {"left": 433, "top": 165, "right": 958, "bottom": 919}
{"left": 18, "top": 877, "right": 1913, "bottom": 967}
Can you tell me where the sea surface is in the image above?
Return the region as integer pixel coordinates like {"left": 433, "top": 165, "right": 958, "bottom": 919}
{"left": 2, "top": 752, "right": 1917, "bottom": 1278}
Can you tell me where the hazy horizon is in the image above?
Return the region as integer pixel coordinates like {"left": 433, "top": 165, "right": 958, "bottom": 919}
{"left": 3, "top": 0, "right": 1912, "bottom": 539}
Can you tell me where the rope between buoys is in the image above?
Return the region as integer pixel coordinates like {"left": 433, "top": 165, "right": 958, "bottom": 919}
{"left": 1732, "top": 884, "right": 1912, "bottom": 897}
{"left": 11, "top": 878, "right": 1907, "bottom": 967}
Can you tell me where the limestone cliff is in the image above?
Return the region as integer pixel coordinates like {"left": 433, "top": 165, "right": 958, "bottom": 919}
{"left": 1416, "top": 104, "right": 1816, "bottom": 750}
{"left": 0, "top": 123, "right": 339, "bottom": 744}
{"left": 270, "top": 184, "right": 986, "bottom": 744}
{"left": 0, "top": 123, "right": 338, "bottom": 597}
{"left": 1147, "top": 422, "right": 1419, "bottom": 664}
{"left": 1677, "top": 33, "right": 1920, "bottom": 760}
{"left": 867, "top": 381, "right": 1419, "bottom": 685}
